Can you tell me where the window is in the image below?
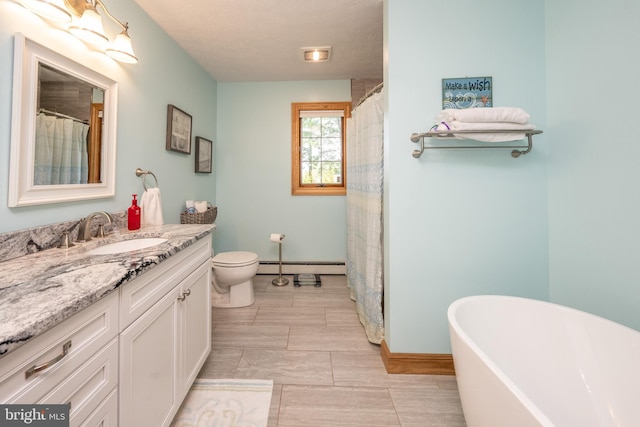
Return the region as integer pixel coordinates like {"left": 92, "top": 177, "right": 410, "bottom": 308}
{"left": 291, "top": 102, "right": 351, "bottom": 195}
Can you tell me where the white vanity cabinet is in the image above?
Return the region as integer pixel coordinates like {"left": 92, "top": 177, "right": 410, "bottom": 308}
{"left": 118, "top": 238, "right": 211, "bottom": 427}
{"left": 0, "top": 291, "right": 119, "bottom": 426}
{"left": 0, "top": 231, "right": 212, "bottom": 427}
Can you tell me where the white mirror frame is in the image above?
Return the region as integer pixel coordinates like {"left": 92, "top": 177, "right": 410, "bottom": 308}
{"left": 8, "top": 33, "right": 118, "bottom": 207}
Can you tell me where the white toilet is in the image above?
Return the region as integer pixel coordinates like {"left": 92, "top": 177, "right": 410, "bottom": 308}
{"left": 210, "top": 251, "right": 259, "bottom": 308}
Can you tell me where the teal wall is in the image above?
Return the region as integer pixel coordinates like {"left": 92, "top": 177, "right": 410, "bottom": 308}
{"left": 3, "top": 0, "right": 639, "bottom": 356}
{"left": 546, "top": 0, "right": 640, "bottom": 329}
{"left": 0, "top": 0, "right": 217, "bottom": 233}
{"left": 384, "top": 0, "right": 549, "bottom": 353}
{"left": 214, "top": 81, "right": 350, "bottom": 261}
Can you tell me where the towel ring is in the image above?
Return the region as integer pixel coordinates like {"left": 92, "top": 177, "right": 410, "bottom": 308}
{"left": 135, "top": 168, "right": 159, "bottom": 191}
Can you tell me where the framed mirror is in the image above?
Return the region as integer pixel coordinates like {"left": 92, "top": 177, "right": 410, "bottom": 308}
{"left": 8, "top": 33, "right": 118, "bottom": 207}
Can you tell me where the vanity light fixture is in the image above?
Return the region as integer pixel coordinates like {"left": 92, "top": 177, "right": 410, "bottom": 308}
{"left": 301, "top": 47, "right": 332, "bottom": 62}
{"left": 19, "top": 0, "right": 138, "bottom": 64}
{"left": 20, "top": 0, "right": 72, "bottom": 22}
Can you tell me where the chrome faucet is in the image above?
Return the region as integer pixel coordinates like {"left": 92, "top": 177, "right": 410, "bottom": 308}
{"left": 77, "top": 211, "right": 114, "bottom": 242}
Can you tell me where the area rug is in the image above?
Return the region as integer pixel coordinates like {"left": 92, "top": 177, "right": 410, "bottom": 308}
{"left": 171, "top": 379, "right": 273, "bottom": 427}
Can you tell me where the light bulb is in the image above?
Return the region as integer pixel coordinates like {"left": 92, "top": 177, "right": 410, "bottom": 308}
{"left": 105, "top": 29, "right": 138, "bottom": 64}
{"left": 69, "top": 8, "right": 109, "bottom": 48}
{"left": 20, "top": 0, "right": 72, "bottom": 22}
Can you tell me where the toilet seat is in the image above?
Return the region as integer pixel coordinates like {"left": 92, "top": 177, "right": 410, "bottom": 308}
{"left": 212, "top": 251, "right": 258, "bottom": 268}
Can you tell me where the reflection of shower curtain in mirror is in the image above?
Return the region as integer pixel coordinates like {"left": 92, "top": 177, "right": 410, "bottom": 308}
{"left": 346, "top": 89, "right": 384, "bottom": 344}
{"left": 34, "top": 113, "right": 89, "bottom": 185}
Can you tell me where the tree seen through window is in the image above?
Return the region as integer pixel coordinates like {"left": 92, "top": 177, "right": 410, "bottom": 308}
{"left": 300, "top": 116, "right": 342, "bottom": 184}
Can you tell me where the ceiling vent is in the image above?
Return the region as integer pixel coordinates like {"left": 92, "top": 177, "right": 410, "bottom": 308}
{"left": 301, "top": 47, "right": 332, "bottom": 62}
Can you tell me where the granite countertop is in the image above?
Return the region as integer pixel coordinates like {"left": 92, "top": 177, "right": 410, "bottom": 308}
{"left": 0, "top": 223, "right": 215, "bottom": 358}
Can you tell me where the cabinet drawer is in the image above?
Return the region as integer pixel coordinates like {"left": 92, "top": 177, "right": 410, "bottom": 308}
{"left": 79, "top": 387, "right": 118, "bottom": 427}
{"left": 41, "top": 338, "right": 118, "bottom": 426}
{"left": 119, "top": 237, "right": 211, "bottom": 330}
{"left": 0, "top": 291, "right": 118, "bottom": 403}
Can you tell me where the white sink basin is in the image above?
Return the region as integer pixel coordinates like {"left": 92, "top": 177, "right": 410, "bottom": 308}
{"left": 89, "top": 238, "right": 168, "bottom": 255}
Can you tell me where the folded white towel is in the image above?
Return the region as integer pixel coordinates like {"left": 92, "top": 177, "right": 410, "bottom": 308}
{"left": 447, "top": 122, "right": 536, "bottom": 131}
{"left": 450, "top": 132, "right": 530, "bottom": 143}
{"left": 437, "top": 107, "right": 530, "bottom": 124}
{"left": 141, "top": 187, "right": 164, "bottom": 227}
{"left": 434, "top": 121, "right": 536, "bottom": 142}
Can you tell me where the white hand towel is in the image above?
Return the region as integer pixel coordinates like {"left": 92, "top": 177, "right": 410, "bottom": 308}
{"left": 437, "top": 107, "right": 530, "bottom": 124}
{"left": 140, "top": 187, "right": 164, "bottom": 227}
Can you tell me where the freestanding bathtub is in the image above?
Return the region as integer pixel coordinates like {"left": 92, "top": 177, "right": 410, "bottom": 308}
{"left": 448, "top": 295, "right": 640, "bottom": 427}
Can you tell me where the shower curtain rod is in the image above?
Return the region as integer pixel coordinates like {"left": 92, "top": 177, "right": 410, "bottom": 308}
{"left": 38, "top": 108, "right": 89, "bottom": 124}
{"left": 355, "top": 82, "right": 383, "bottom": 108}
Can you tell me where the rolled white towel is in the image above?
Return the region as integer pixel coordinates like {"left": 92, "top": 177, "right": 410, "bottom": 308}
{"left": 437, "top": 107, "right": 530, "bottom": 124}
{"left": 194, "top": 201, "right": 208, "bottom": 213}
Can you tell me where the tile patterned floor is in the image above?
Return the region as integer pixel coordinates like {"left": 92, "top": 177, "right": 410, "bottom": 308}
{"left": 197, "top": 274, "right": 467, "bottom": 427}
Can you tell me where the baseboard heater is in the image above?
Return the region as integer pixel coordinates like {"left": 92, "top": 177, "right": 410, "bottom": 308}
{"left": 258, "top": 261, "right": 346, "bottom": 275}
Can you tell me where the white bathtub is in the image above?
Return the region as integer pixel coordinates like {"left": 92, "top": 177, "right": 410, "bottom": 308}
{"left": 448, "top": 295, "right": 640, "bottom": 427}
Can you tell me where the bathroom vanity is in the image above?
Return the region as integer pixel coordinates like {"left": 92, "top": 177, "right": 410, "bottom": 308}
{"left": 0, "top": 224, "right": 214, "bottom": 427}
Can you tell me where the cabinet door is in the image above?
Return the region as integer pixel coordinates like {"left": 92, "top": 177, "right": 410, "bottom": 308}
{"left": 177, "top": 261, "right": 211, "bottom": 396}
{"left": 119, "top": 288, "right": 180, "bottom": 427}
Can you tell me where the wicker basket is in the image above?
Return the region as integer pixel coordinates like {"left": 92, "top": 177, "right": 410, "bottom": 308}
{"left": 180, "top": 204, "right": 217, "bottom": 224}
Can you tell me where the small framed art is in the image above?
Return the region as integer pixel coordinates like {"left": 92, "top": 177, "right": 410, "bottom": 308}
{"left": 166, "top": 104, "right": 192, "bottom": 154}
{"left": 195, "top": 136, "right": 213, "bottom": 173}
{"left": 442, "top": 76, "right": 492, "bottom": 109}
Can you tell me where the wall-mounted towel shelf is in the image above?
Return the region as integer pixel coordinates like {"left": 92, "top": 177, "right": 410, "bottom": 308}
{"left": 410, "top": 129, "right": 543, "bottom": 159}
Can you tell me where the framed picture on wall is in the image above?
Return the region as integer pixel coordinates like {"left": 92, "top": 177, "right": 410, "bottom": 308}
{"left": 195, "top": 136, "right": 213, "bottom": 173}
{"left": 166, "top": 104, "right": 192, "bottom": 154}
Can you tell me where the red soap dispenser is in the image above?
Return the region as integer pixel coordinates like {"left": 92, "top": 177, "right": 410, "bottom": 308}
{"left": 128, "top": 194, "right": 141, "bottom": 230}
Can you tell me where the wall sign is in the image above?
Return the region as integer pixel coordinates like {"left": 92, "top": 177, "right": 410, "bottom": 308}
{"left": 442, "top": 76, "right": 492, "bottom": 109}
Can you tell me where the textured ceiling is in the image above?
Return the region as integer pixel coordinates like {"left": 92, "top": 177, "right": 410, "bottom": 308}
{"left": 133, "top": 0, "right": 383, "bottom": 82}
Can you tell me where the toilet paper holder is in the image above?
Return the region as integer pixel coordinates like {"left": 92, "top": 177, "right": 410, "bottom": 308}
{"left": 270, "top": 233, "right": 289, "bottom": 286}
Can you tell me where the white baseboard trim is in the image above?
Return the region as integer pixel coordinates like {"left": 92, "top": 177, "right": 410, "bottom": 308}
{"left": 258, "top": 261, "right": 346, "bottom": 275}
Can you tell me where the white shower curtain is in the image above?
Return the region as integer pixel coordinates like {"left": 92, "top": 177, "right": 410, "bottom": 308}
{"left": 34, "top": 113, "right": 89, "bottom": 185}
{"left": 346, "top": 89, "right": 384, "bottom": 344}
